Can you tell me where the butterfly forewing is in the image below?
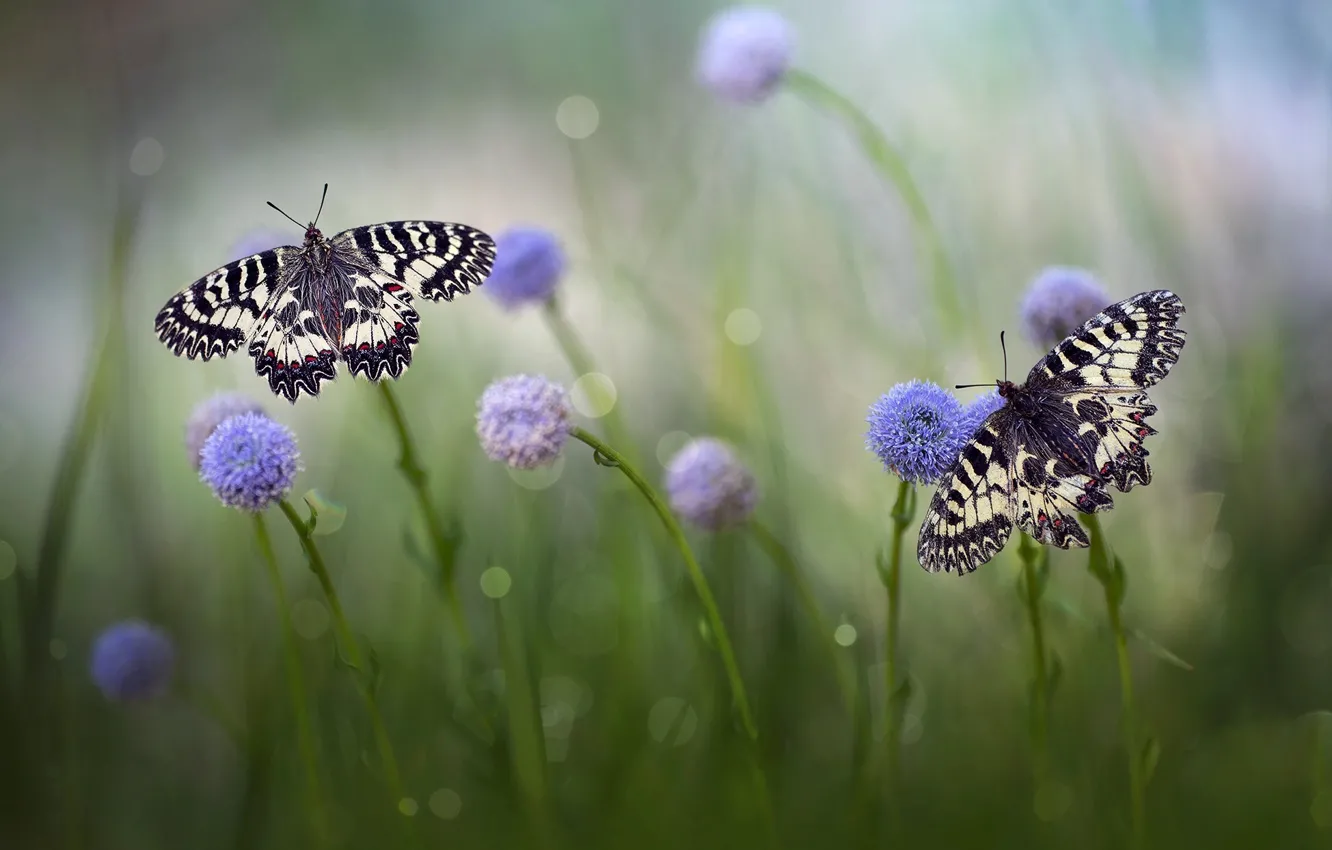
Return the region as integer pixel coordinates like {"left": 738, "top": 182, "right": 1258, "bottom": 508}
{"left": 917, "top": 421, "right": 1016, "bottom": 575}
{"left": 154, "top": 248, "right": 293, "bottom": 361}
{"left": 154, "top": 216, "right": 495, "bottom": 403}
{"left": 917, "top": 289, "right": 1186, "bottom": 575}
{"left": 347, "top": 221, "right": 495, "bottom": 303}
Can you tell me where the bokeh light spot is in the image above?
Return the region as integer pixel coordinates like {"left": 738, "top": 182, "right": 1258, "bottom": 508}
{"left": 429, "top": 788, "right": 462, "bottom": 820}
{"left": 724, "top": 308, "right": 762, "bottom": 345}
{"left": 398, "top": 798, "right": 418, "bottom": 817}
{"left": 1034, "top": 781, "right": 1073, "bottom": 822}
{"left": 540, "top": 675, "right": 594, "bottom": 717}
{"left": 480, "top": 567, "right": 512, "bottom": 600}
{"left": 833, "top": 623, "right": 857, "bottom": 647}
{"left": 556, "top": 96, "right": 600, "bottom": 139}
{"left": 507, "top": 454, "right": 566, "bottom": 490}
{"left": 571, "top": 373, "right": 617, "bottom": 419}
{"left": 0, "top": 540, "right": 16, "bottom": 581}
{"left": 129, "top": 138, "right": 165, "bottom": 176}
{"left": 656, "top": 431, "right": 692, "bottom": 468}
{"left": 291, "top": 599, "right": 329, "bottom": 640}
{"left": 648, "top": 697, "right": 698, "bottom": 746}
{"left": 49, "top": 639, "right": 67, "bottom": 661}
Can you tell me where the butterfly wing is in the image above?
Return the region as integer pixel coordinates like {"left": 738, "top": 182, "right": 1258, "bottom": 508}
{"left": 338, "top": 271, "right": 422, "bottom": 381}
{"left": 1029, "top": 288, "right": 1186, "bottom": 492}
{"left": 245, "top": 287, "right": 339, "bottom": 403}
{"left": 1008, "top": 422, "right": 1115, "bottom": 549}
{"left": 340, "top": 221, "right": 495, "bottom": 303}
{"left": 917, "top": 416, "right": 1018, "bottom": 575}
{"left": 155, "top": 248, "right": 295, "bottom": 361}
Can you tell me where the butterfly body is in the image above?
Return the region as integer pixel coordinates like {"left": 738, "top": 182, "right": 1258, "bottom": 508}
{"left": 155, "top": 218, "right": 495, "bottom": 403}
{"left": 917, "top": 289, "right": 1186, "bottom": 575}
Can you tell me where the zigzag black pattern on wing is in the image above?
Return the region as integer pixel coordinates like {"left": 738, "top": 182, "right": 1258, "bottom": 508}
{"left": 346, "top": 221, "right": 495, "bottom": 302}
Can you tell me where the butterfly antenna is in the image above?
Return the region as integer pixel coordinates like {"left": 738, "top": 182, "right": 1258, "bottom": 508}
{"left": 954, "top": 330, "right": 1011, "bottom": 389}
{"left": 313, "top": 183, "right": 329, "bottom": 227}
{"left": 266, "top": 201, "right": 305, "bottom": 229}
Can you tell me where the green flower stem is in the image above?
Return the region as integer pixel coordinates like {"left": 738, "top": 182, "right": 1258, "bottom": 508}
{"left": 493, "top": 597, "right": 554, "bottom": 848}
{"left": 785, "top": 69, "right": 962, "bottom": 341}
{"left": 747, "top": 519, "right": 855, "bottom": 718}
{"left": 1084, "top": 513, "right": 1144, "bottom": 849}
{"left": 1017, "top": 532, "right": 1052, "bottom": 786}
{"left": 570, "top": 427, "right": 758, "bottom": 741}
{"left": 376, "top": 382, "right": 469, "bottom": 645}
{"left": 23, "top": 191, "right": 139, "bottom": 688}
{"left": 278, "top": 500, "right": 409, "bottom": 822}
{"left": 880, "top": 480, "right": 916, "bottom": 798}
{"left": 252, "top": 515, "right": 328, "bottom": 845}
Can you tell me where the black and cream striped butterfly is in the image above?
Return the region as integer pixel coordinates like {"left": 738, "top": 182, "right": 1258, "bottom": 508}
{"left": 154, "top": 188, "right": 495, "bottom": 403}
{"left": 917, "top": 289, "right": 1186, "bottom": 575}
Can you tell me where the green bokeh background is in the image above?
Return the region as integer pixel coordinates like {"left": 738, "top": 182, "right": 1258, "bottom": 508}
{"left": 3, "top": 0, "right": 1332, "bottom": 847}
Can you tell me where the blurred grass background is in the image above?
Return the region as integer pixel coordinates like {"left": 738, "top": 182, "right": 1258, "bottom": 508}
{"left": 3, "top": 0, "right": 1332, "bottom": 847}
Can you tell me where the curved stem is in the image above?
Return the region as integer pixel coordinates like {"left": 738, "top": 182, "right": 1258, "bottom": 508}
{"left": 253, "top": 515, "right": 328, "bottom": 845}
{"left": 376, "top": 382, "right": 470, "bottom": 645}
{"left": 747, "top": 520, "right": 855, "bottom": 717}
{"left": 570, "top": 427, "right": 758, "bottom": 741}
{"left": 785, "top": 69, "right": 963, "bottom": 341}
{"left": 1085, "top": 513, "right": 1144, "bottom": 849}
{"left": 278, "top": 500, "right": 409, "bottom": 819}
{"left": 1017, "top": 532, "right": 1051, "bottom": 787}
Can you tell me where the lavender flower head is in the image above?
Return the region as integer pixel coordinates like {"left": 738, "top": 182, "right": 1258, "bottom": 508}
{"left": 90, "top": 620, "right": 175, "bottom": 702}
{"left": 866, "top": 380, "right": 972, "bottom": 485}
{"left": 665, "top": 438, "right": 758, "bottom": 531}
{"left": 199, "top": 412, "right": 300, "bottom": 512}
{"left": 695, "top": 6, "right": 795, "bottom": 104}
{"left": 1020, "top": 266, "right": 1110, "bottom": 349}
{"left": 476, "top": 375, "right": 572, "bottom": 469}
{"left": 483, "top": 227, "right": 566, "bottom": 311}
{"left": 185, "top": 392, "right": 264, "bottom": 471}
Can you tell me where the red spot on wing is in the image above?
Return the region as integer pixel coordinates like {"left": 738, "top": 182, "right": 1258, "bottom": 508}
{"left": 266, "top": 349, "right": 276, "bottom": 358}
{"left": 276, "top": 361, "right": 285, "bottom": 370}
{"left": 1053, "top": 518, "right": 1064, "bottom": 528}
{"left": 385, "top": 283, "right": 403, "bottom": 292}
{"left": 359, "top": 343, "right": 370, "bottom": 351}
{"left": 305, "top": 355, "right": 316, "bottom": 363}
{"left": 393, "top": 322, "right": 404, "bottom": 331}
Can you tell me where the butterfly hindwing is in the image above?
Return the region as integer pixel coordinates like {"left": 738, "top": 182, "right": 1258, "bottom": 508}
{"left": 246, "top": 288, "right": 339, "bottom": 402}
{"left": 1010, "top": 445, "right": 1112, "bottom": 549}
{"left": 155, "top": 248, "right": 293, "bottom": 361}
{"left": 340, "top": 272, "right": 421, "bottom": 381}
{"left": 1071, "top": 390, "right": 1158, "bottom": 491}
{"left": 344, "top": 221, "right": 495, "bottom": 303}
{"left": 917, "top": 422, "right": 1016, "bottom": 575}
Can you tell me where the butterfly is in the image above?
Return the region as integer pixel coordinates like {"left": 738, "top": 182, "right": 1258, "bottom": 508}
{"left": 154, "top": 186, "right": 496, "bottom": 403}
{"left": 917, "top": 289, "right": 1187, "bottom": 575}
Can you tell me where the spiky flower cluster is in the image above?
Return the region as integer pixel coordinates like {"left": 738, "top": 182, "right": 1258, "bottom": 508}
{"left": 866, "top": 380, "right": 974, "bottom": 485}
{"left": 664, "top": 438, "right": 758, "bottom": 531}
{"left": 476, "top": 375, "right": 573, "bottom": 469}
{"left": 484, "top": 227, "right": 566, "bottom": 311}
{"left": 90, "top": 620, "right": 175, "bottom": 702}
{"left": 1019, "top": 266, "right": 1110, "bottom": 349}
{"left": 185, "top": 392, "right": 264, "bottom": 471}
{"left": 695, "top": 6, "right": 796, "bottom": 104}
{"left": 198, "top": 412, "right": 300, "bottom": 512}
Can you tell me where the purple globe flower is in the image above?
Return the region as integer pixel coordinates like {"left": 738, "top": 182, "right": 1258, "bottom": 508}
{"left": 199, "top": 412, "right": 300, "bottom": 512}
{"left": 476, "top": 375, "right": 572, "bottom": 469}
{"left": 664, "top": 438, "right": 758, "bottom": 531}
{"left": 695, "top": 6, "right": 796, "bottom": 104}
{"left": 185, "top": 392, "right": 264, "bottom": 471}
{"left": 90, "top": 620, "right": 175, "bottom": 702}
{"left": 229, "top": 227, "right": 299, "bottom": 263}
{"left": 483, "top": 227, "right": 566, "bottom": 311}
{"left": 1019, "top": 266, "right": 1111, "bottom": 349}
{"left": 866, "top": 380, "right": 971, "bottom": 485}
